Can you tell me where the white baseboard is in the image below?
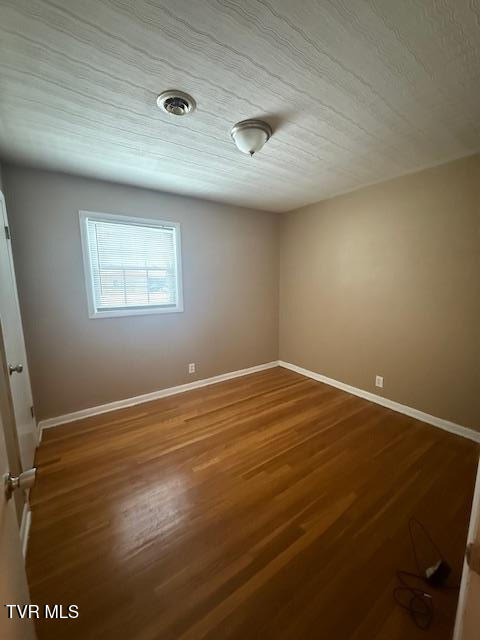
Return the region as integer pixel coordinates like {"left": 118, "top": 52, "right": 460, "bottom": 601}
{"left": 453, "top": 457, "right": 480, "bottom": 640}
{"left": 19, "top": 503, "right": 32, "bottom": 558}
{"left": 37, "top": 358, "right": 479, "bottom": 445}
{"left": 38, "top": 361, "right": 280, "bottom": 433}
{"left": 279, "top": 360, "right": 480, "bottom": 443}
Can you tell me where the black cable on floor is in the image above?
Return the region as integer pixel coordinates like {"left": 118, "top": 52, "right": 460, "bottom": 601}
{"left": 393, "top": 518, "right": 458, "bottom": 631}
{"left": 394, "top": 570, "right": 434, "bottom": 630}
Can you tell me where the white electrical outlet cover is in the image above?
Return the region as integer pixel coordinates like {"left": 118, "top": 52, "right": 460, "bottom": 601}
{"left": 375, "top": 376, "right": 383, "bottom": 388}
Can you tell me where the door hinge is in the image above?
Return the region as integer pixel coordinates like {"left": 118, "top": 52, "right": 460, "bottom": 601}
{"left": 4, "top": 225, "right": 10, "bottom": 240}
{"left": 30, "top": 406, "right": 35, "bottom": 418}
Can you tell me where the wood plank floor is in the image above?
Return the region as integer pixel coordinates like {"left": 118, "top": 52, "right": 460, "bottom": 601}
{"left": 27, "top": 367, "right": 479, "bottom": 640}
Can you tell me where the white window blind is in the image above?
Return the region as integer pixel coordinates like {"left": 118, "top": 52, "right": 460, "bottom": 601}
{"left": 79, "top": 212, "right": 183, "bottom": 318}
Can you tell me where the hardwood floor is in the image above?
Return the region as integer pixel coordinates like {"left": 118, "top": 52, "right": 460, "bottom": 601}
{"left": 27, "top": 367, "right": 478, "bottom": 639}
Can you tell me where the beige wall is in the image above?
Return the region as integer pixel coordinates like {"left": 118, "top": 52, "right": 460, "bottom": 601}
{"left": 280, "top": 154, "right": 480, "bottom": 431}
{"left": 3, "top": 166, "right": 279, "bottom": 421}
{"left": 3, "top": 155, "right": 479, "bottom": 429}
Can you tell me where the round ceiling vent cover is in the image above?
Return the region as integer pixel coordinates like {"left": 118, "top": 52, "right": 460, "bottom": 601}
{"left": 156, "top": 90, "right": 196, "bottom": 116}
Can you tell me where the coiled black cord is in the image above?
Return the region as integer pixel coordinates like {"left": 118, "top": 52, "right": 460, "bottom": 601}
{"left": 393, "top": 518, "right": 458, "bottom": 630}
{"left": 394, "top": 570, "right": 434, "bottom": 630}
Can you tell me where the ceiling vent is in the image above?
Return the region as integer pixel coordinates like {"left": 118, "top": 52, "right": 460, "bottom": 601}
{"left": 156, "top": 90, "right": 196, "bottom": 116}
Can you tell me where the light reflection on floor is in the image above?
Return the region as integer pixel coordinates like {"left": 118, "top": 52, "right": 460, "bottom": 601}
{"left": 110, "top": 472, "right": 190, "bottom": 556}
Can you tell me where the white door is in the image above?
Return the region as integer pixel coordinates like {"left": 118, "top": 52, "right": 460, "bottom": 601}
{"left": 454, "top": 461, "right": 480, "bottom": 639}
{"left": 0, "top": 398, "right": 36, "bottom": 639}
{"left": 0, "top": 193, "right": 36, "bottom": 471}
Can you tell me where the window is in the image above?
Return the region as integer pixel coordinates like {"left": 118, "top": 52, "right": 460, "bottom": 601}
{"left": 79, "top": 211, "right": 183, "bottom": 318}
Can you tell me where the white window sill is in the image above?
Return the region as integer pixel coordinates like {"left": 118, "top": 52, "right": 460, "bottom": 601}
{"left": 88, "top": 305, "right": 184, "bottom": 319}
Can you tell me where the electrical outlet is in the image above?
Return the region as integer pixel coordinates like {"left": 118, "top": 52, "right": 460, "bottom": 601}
{"left": 188, "top": 363, "right": 196, "bottom": 374}
{"left": 375, "top": 375, "right": 384, "bottom": 389}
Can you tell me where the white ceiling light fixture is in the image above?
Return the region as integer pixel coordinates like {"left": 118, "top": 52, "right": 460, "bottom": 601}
{"left": 231, "top": 119, "right": 272, "bottom": 156}
{"left": 156, "top": 90, "right": 196, "bottom": 116}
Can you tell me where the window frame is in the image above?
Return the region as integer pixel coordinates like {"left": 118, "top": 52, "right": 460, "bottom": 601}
{"left": 79, "top": 210, "right": 184, "bottom": 319}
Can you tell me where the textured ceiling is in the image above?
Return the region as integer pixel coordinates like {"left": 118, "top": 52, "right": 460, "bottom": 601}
{"left": 0, "top": 0, "right": 479, "bottom": 212}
